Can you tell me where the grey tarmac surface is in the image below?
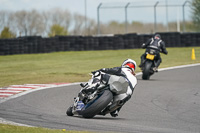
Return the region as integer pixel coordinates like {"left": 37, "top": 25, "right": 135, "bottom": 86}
{"left": 0, "top": 65, "right": 200, "bottom": 133}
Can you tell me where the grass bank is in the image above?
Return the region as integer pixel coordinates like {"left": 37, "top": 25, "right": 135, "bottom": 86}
{"left": 0, "top": 47, "right": 200, "bottom": 87}
{"left": 0, "top": 123, "right": 95, "bottom": 133}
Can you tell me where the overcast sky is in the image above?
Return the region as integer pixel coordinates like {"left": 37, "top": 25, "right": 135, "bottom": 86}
{"left": 0, "top": 0, "right": 193, "bottom": 24}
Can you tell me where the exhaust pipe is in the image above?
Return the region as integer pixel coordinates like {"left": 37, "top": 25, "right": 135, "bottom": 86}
{"left": 102, "top": 100, "right": 124, "bottom": 114}
{"left": 101, "top": 95, "right": 131, "bottom": 115}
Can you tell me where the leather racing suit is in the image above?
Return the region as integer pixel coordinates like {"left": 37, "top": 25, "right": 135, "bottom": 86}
{"left": 139, "top": 34, "right": 168, "bottom": 70}
{"left": 97, "top": 66, "right": 137, "bottom": 117}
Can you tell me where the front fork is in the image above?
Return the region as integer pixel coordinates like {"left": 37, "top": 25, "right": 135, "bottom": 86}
{"left": 72, "top": 97, "right": 85, "bottom": 115}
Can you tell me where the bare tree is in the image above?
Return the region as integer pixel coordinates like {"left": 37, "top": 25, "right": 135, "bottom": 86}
{"left": 2, "top": 8, "right": 195, "bottom": 37}
{"left": 0, "top": 11, "right": 12, "bottom": 31}
{"left": 45, "top": 8, "right": 71, "bottom": 35}
{"left": 14, "top": 10, "right": 45, "bottom": 36}
{"left": 63, "top": 9, "right": 71, "bottom": 31}
{"left": 0, "top": 11, "right": 17, "bottom": 36}
{"left": 0, "top": 11, "right": 8, "bottom": 30}
{"left": 41, "top": 11, "right": 51, "bottom": 36}
{"left": 14, "top": 10, "right": 29, "bottom": 36}
{"left": 72, "top": 13, "right": 85, "bottom": 35}
{"left": 7, "top": 12, "right": 16, "bottom": 32}
{"left": 27, "top": 10, "right": 45, "bottom": 35}
{"left": 86, "top": 18, "right": 97, "bottom": 35}
{"left": 0, "top": 11, "right": 6, "bottom": 31}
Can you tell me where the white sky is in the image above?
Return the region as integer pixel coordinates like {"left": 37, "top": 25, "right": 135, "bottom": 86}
{"left": 0, "top": 0, "right": 193, "bottom": 24}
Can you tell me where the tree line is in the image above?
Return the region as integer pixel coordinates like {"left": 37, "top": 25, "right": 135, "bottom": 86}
{"left": 0, "top": 0, "right": 200, "bottom": 38}
{"left": 0, "top": 8, "right": 97, "bottom": 38}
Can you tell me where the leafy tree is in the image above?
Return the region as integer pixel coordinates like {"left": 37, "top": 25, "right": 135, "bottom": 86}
{"left": 191, "top": 0, "right": 200, "bottom": 31}
{"left": 48, "top": 24, "right": 68, "bottom": 37}
{"left": 0, "top": 27, "right": 16, "bottom": 38}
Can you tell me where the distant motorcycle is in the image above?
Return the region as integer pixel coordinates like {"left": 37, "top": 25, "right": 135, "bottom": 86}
{"left": 141, "top": 48, "right": 161, "bottom": 80}
{"left": 66, "top": 71, "right": 127, "bottom": 118}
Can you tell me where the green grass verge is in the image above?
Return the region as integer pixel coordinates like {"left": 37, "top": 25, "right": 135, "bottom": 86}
{"left": 0, "top": 123, "right": 95, "bottom": 133}
{"left": 0, "top": 47, "right": 200, "bottom": 88}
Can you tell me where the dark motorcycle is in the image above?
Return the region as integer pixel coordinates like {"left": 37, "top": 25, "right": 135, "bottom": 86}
{"left": 141, "top": 48, "right": 159, "bottom": 80}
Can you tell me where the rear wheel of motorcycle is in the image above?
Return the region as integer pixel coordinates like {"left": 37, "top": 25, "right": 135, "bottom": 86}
{"left": 66, "top": 106, "right": 74, "bottom": 116}
{"left": 81, "top": 90, "right": 113, "bottom": 118}
{"left": 142, "top": 61, "right": 152, "bottom": 80}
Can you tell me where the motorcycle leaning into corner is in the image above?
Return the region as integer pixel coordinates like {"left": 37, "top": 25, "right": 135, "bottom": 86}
{"left": 66, "top": 59, "right": 137, "bottom": 118}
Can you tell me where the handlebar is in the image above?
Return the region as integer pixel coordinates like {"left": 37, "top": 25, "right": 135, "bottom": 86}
{"left": 91, "top": 71, "right": 101, "bottom": 77}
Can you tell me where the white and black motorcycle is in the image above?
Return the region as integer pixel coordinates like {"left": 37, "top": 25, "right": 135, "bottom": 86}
{"left": 66, "top": 71, "right": 131, "bottom": 118}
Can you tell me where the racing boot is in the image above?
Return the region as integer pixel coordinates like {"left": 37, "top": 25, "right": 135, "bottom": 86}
{"left": 153, "top": 67, "right": 158, "bottom": 72}
{"left": 139, "top": 57, "right": 145, "bottom": 68}
{"left": 154, "top": 59, "right": 161, "bottom": 72}
{"left": 110, "top": 110, "right": 118, "bottom": 117}
{"left": 139, "top": 59, "right": 144, "bottom": 68}
{"left": 139, "top": 63, "right": 143, "bottom": 68}
{"left": 110, "top": 106, "right": 122, "bottom": 117}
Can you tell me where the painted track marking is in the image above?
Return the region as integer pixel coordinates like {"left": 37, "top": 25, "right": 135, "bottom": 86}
{"left": 0, "top": 83, "right": 70, "bottom": 100}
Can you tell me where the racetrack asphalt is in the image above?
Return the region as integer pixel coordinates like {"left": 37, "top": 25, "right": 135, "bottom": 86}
{"left": 0, "top": 64, "right": 200, "bottom": 133}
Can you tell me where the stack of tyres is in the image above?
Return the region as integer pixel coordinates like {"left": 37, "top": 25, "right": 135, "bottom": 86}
{"left": 137, "top": 34, "right": 152, "bottom": 47}
{"left": 21, "top": 36, "right": 41, "bottom": 54}
{"left": 67, "top": 36, "right": 78, "bottom": 51}
{"left": 158, "top": 32, "right": 181, "bottom": 47}
{"left": 9, "top": 39, "right": 18, "bottom": 55}
{"left": 0, "top": 33, "right": 200, "bottom": 55}
{"left": 98, "top": 37, "right": 110, "bottom": 50}
{"left": 123, "top": 33, "right": 138, "bottom": 49}
{"left": 181, "top": 33, "right": 190, "bottom": 47}
{"left": 0, "top": 39, "right": 8, "bottom": 55}
{"left": 191, "top": 33, "right": 197, "bottom": 46}
{"left": 93, "top": 37, "right": 100, "bottom": 50}
{"left": 83, "top": 36, "right": 96, "bottom": 50}
{"left": 114, "top": 34, "right": 124, "bottom": 49}
{"left": 77, "top": 36, "right": 84, "bottom": 51}
{"left": 196, "top": 33, "right": 200, "bottom": 46}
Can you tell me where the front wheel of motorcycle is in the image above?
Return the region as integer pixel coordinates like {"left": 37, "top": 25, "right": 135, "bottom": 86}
{"left": 66, "top": 106, "right": 74, "bottom": 116}
{"left": 81, "top": 90, "right": 113, "bottom": 118}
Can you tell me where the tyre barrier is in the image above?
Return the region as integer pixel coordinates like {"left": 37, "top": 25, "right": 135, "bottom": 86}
{"left": 0, "top": 32, "right": 200, "bottom": 55}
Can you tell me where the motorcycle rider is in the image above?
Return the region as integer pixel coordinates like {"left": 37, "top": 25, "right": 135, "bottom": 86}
{"left": 92, "top": 59, "right": 137, "bottom": 117}
{"left": 139, "top": 34, "right": 168, "bottom": 72}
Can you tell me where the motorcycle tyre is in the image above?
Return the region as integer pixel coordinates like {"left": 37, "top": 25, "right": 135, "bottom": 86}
{"left": 66, "top": 106, "right": 74, "bottom": 116}
{"left": 142, "top": 61, "right": 152, "bottom": 80}
{"left": 81, "top": 90, "right": 113, "bottom": 118}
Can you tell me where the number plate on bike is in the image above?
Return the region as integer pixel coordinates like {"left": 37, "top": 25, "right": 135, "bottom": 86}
{"left": 146, "top": 54, "right": 155, "bottom": 60}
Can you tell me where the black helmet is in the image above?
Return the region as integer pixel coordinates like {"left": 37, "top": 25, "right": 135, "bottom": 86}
{"left": 154, "top": 34, "right": 161, "bottom": 40}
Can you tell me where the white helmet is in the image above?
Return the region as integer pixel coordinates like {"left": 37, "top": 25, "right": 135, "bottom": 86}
{"left": 122, "top": 59, "right": 137, "bottom": 72}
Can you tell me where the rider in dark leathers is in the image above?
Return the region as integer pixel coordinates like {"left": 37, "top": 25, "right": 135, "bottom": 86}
{"left": 139, "top": 34, "right": 168, "bottom": 72}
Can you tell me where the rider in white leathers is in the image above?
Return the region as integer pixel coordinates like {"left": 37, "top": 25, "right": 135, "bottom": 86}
{"left": 93, "top": 59, "right": 137, "bottom": 117}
